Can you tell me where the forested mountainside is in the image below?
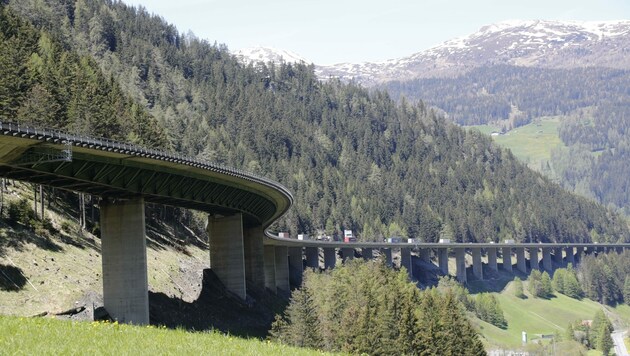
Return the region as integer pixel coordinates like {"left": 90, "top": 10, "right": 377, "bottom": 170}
{"left": 384, "top": 65, "right": 630, "bottom": 215}
{"left": 3, "top": 1, "right": 629, "bottom": 243}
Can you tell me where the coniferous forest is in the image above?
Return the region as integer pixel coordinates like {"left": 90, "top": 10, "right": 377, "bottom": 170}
{"left": 1, "top": 1, "right": 629, "bottom": 243}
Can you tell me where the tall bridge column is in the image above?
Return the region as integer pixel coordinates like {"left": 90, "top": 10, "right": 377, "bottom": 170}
{"left": 101, "top": 197, "right": 149, "bottom": 325}
{"left": 244, "top": 226, "right": 265, "bottom": 288}
{"left": 275, "top": 246, "right": 289, "bottom": 294}
{"left": 542, "top": 247, "right": 552, "bottom": 272}
{"left": 341, "top": 248, "right": 354, "bottom": 262}
{"left": 455, "top": 248, "right": 467, "bottom": 283}
{"left": 208, "top": 214, "right": 246, "bottom": 300}
{"left": 502, "top": 247, "right": 512, "bottom": 273}
{"left": 585, "top": 246, "right": 595, "bottom": 255}
{"left": 471, "top": 247, "right": 483, "bottom": 280}
{"left": 323, "top": 248, "right": 336, "bottom": 269}
{"left": 529, "top": 247, "right": 540, "bottom": 271}
{"left": 553, "top": 247, "right": 563, "bottom": 266}
{"left": 362, "top": 248, "right": 373, "bottom": 260}
{"left": 381, "top": 248, "right": 392, "bottom": 267}
{"left": 615, "top": 246, "right": 624, "bottom": 254}
{"left": 438, "top": 248, "right": 449, "bottom": 275}
{"left": 263, "top": 246, "right": 276, "bottom": 292}
{"left": 565, "top": 247, "right": 575, "bottom": 266}
{"left": 419, "top": 248, "right": 431, "bottom": 263}
{"left": 515, "top": 247, "right": 527, "bottom": 273}
{"left": 401, "top": 248, "right": 413, "bottom": 279}
{"left": 486, "top": 247, "right": 498, "bottom": 273}
{"left": 305, "top": 247, "right": 319, "bottom": 269}
{"left": 287, "top": 247, "right": 303, "bottom": 288}
{"left": 575, "top": 246, "right": 583, "bottom": 263}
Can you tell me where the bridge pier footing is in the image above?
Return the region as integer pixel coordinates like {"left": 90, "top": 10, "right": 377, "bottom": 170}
{"left": 101, "top": 197, "right": 149, "bottom": 325}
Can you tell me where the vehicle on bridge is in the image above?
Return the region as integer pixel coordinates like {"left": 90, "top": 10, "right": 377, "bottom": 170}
{"left": 387, "top": 237, "right": 402, "bottom": 243}
{"left": 344, "top": 230, "right": 356, "bottom": 242}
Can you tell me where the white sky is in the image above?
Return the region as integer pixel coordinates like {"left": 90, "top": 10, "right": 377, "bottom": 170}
{"left": 121, "top": 0, "right": 630, "bottom": 65}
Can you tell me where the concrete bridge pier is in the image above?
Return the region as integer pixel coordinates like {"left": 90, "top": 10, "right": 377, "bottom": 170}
{"left": 515, "top": 247, "right": 527, "bottom": 273}
{"left": 323, "top": 248, "right": 336, "bottom": 269}
{"left": 274, "top": 246, "right": 290, "bottom": 294}
{"left": 419, "top": 248, "right": 432, "bottom": 264}
{"left": 529, "top": 247, "right": 540, "bottom": 271}
{"left": 287, "top": 247, "right": 303, "bottom": 288}
{"left": 208, "top": 213, "right": 246, "bottom": 300}
{"left": 381, "top": 248, "right": 393, "bottom": 266}
{"left": 486, "top": 247, "right": 498, "bottom": 273}
{"left": 542, "top": 247, "right": 552, "bottom": 272}
{"left": 341, "top": 248, "right": 354, "bottom": 263}
{"left": 585, "top": 246, "right": 595, "bottom": 255}
{"left": 565, "top": 247, "right": 575, "bottom": 266}
{"left": 553, "top": 247, "right": 563, "bottom": 266}
{"left": 616, "top": 246, "right": 624, "bottom": 254}
{"left": 501, "top": 246, "right": 512, "bottom": 273}
{"left": 263, "top": 246, "right": 276, "bottom": 292}
{"left": 101, "top": 197, "right": 149, "bottom": 325}
{"left": 574, "top": 247, "right": 583, "bottom": 262}
{"left": 244, "top": 226, "right": 265, "bottom": 288}
{"left": 401, "top": 248, "right": 413, "bottom": 279}
{"left": 471, "top": 248, "right": 483, "bottom": 280}
{"left": 455, "top": 248, "right": 467, "bottom": 283}
{"left": 362, "top": 248, "right": 373, "bottom": 260}
{"left": 438, "top": 248, "right": 449, "bottom": 275}
{"left": 305, "top": 247, "right": 319, "bottom": 269}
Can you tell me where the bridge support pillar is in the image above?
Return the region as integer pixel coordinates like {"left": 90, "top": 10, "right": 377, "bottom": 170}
{"left": 401, "top": 248, "right": 412, "bottom": 279}
{"left": 542, "top": 247, "right": 552, "bottom": 272}
{"left": 502, "top": 247, "right": 512, "bottom": 273}
{"left": 419, "top": 248, "right": 431, "bottom": 263}
{"left": 455, "top": 248, "right": 467, "bottom": 283}
{"left": 553, "top": 247, "right": 563, "bottom": 266}
{"left": 438, "top": 248, "right": 449, "bottom": 275}
{"left": 616, "top": 246, "right": 624, "bottom": 254}
{"left": 323, "top": 248, "right": 336, "bottom": 269}
{"left": 287, "top": 247, "right": 303, "bottom": 288}
{"left": 575, "top": 247, "right": 583, "bottom": 263}
{"left": 529, "top": 247, "right": 540, "bottom": 271}
{"left": 362, "top": 248, "right": 373, "bottom": 260}
{"left": 381, "top": 248, "right": 392, "bottom": 267}
{"left": 585, "top": 246, "right": 595, "bottom": 255}
{"left": 515, "top": 247, "right": 527, "bottom": 273}
{"left": 471, "top": 248, "right": 483, "bottom": 280}
{"left": 565, "top": 247, "right": 575, "bottom": 266}
{"left": 274, "top": 246, "right": 289, "bottom": 294}
{"left": 208, "top": 214, "right": 246, "bottom": 300}
{"left": 487, "top": 247, "right": 498, "bottom": 273}
{"left": 263, "top": 246, "right": 276, "bottom": 292}
{"left": 305, "top": 247, "right": 319, "bottom": 269}
{"left": 101, "top": 197, "right": 149, "bottom": 325}
{"left": 244, "top": 226, "right": 265, "bottom": 288}
{"left": 341, "top": 248, "right": 354, "bottom": 262}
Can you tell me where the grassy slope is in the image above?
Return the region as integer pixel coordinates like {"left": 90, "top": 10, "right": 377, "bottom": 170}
{"left": 468, "top": 117, "right": 563, "bottom": 171}
{"left": 474, "top": 280, "right": 630, "bottom": 350}
{"left": 0, "top": 316, "right": 332, "bottom": 355}
{"left": 0, "top": 182, "right": 208, "bottom": 316}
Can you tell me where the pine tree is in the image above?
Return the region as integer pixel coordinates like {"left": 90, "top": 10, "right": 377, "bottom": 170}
{"left": 541, "top": 271, "right": 553, "bottom": 298}
{"left": 597, "top": 321, "right": 613, "bottom": 356}
{"left": 513, "top": 277, "right": 525, "bottom": 298}
{"left": 624, "top": 276, "right": 630, "bottom": 305}
{"left": 528, "top": 270, "right": 543, "bottom": 297}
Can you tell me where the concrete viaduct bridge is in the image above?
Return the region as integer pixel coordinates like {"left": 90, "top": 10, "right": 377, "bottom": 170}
{"left": 0, "top": 123, "right": 628, "bottom": 325}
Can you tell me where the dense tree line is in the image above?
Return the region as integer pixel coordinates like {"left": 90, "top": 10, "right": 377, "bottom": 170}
{"left": 576, "top": 251, "right": 630, "bottom": 305}
{"left": 567, "top": 310, "right": 614, "bottom": 355}
{"left": 383, "top": 65, "right": 630, "bottom": 128}
{"left": 270, "top": 260, "right": 486, "bottom": 355}
{"left": 4, "top": 0, "right": 630, "bottom": 243}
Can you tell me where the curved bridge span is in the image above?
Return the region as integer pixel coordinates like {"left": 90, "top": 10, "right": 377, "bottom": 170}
{"left": 0, "top": 123, "right": 628, "bottom": 325}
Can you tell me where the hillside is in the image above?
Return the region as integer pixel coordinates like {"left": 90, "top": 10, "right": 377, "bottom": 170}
{"left": 3, "top": 1, "right": 629, "bottom": 243}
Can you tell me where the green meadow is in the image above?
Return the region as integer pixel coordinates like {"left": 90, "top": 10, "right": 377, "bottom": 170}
{"left": 0, "top": 316, "right": 334, "bottom": 355}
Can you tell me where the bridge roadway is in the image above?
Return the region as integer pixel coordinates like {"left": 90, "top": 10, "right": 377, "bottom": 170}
{"left": 0, "top": 123, "right": 628, "bottom": 325}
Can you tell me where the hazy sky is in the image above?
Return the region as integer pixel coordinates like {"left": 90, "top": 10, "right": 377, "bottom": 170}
{"left": 121, "top": 0, "right": 629, "bottom": 65}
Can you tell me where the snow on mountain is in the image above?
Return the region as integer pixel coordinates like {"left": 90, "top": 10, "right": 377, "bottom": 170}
{"left": 316, "top": 20, "right": 630, "bottom": 85}
{"left": 234, "top": 46, "right": 311, "bottom": 64}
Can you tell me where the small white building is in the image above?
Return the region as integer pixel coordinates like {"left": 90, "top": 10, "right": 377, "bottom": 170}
{"left": 278, "top": 232, "right": 290, "bottom": 239}
{"left": 298, "top": 234, "right": 310, "bottom": 240}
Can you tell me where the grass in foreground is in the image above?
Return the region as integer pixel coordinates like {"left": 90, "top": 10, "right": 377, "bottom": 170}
{"left": 0, "top": 316, "right": 332, "bottom": 355}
